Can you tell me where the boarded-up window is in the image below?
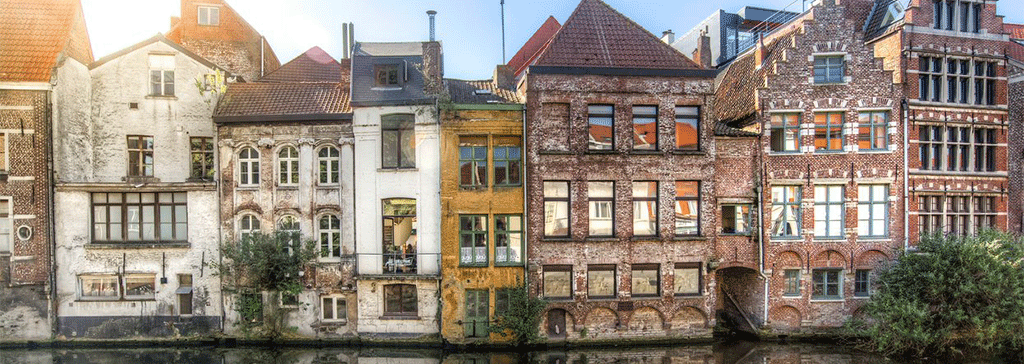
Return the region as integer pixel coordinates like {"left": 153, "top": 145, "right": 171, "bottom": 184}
{"left": 543, "top": 265, "right": 572, "bottom": 299}
{"left": 674, "top": 263, "right": 701, "bottom": 296}
{"left": 587, "top": 265, "right": 616, "bottom": 298}
{"left": 539, "top": 103, "right": 570, "bottom": 152}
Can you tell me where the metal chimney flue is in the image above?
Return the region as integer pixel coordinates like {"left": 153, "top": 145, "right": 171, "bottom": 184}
{"left": 427, "top": 10, "right": 437, "bottom": 41}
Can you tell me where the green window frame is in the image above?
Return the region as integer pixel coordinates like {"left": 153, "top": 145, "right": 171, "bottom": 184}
{"left": 494, "top": 215, "right": 523, "bottom": 265}
{"left": 783, "top": 269, "right": 801, "bottom": 296}
{"left": 854, "top": 269, "right": 871, "bottom": 297}
{"left": 812, "top": 269, "right": 842, "bottom": 300}
{"left": 459, "top": 215, "right": 488, "bottom": 266}
{"left": 814, "top": 112, "right": 844, "bottom": 152}
{"left": 464, "top": 289, "right": 489, "bottom": 338}
{"left": 189, "top": 137, "right": 214, "bottom": 181}
{"left": 770, "top": 113, "right": 800, "bottom": 152}
{"left": 493, "top": 143, "right": 522, "bottom": 187}
{"left": 813, "top": 55, "right": 845, "bottom": 84}
{"left": 857, "top": 184, "right": 889, "bottom": 238}
{"left": 459, "top": 137, "right": 487, "bottom": 187}
{"left": 857, "top": 111, "right": 888, "bottom": 151}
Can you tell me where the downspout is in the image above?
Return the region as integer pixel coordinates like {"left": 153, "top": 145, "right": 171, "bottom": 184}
{"left": 46, "top": 85, "right": 58, "bottom": 338}
{"left": 902, "top": 98, "right": 909, "bottom": 252}
{"left": 521, "top": 103, "right": 528, "bottom": 289}
{"left": 215, "top": 126, "right": 226, "bottom": 332}
{"left": 757, "top": 131, "right": 768, "bottom": 324}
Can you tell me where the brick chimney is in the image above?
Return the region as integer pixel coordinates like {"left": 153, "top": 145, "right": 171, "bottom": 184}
{"left": 692, "top": 30, "right": 713, "bottom": 68}
{"left": 754, "top": 33, "right": 766, "bottom": 68}
{"left": 170, "top": 16, "right": 180, "bottom": 29}
{"left": 422, "top": 41, "right": 444, "bottom": 95}
{"left": 493, "top": 64, "right": 514, "bottom": 90}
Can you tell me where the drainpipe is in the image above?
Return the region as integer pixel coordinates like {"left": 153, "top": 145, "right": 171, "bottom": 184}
{"left": 902, "top": 98, "right": 910, "bottom": 252}
{"left": 215, "top": 131, "right": 226, "bottom": 333}
{"left": 521, "top": 103, "right": 528, "bottom": 289}
{"left": 46, "top": 86, "right": 58, "bottom": 338}
{"left": 756, "top": 133, "right": 768, "bottom": 325}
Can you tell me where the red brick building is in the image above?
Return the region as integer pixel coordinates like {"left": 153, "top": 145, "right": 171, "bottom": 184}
{"left": 521, "top": 0, "right": 721, "bottom": 341}
{"left": 716, "top": 0, "right": 905, "bottom": 331}
{"left": 167, "top": 0, "right": 280, "bottom": 82}
{"left": 1007, "top": 26, "right": 1023, "bottom": 235}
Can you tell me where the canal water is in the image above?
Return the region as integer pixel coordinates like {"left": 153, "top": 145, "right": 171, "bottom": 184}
{"left": 0, "top": 340, "right": 914, "bottom": 364}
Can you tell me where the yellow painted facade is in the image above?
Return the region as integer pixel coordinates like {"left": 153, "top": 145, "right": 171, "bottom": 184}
{"left": 440, "top": 107, "right": 524, "bottom": 344}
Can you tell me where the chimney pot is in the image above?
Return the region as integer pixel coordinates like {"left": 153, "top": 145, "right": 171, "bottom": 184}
{"left": 660, "top": 29, "right": 675, "bottom": 45}
{"left": 427, "top": 10, "right": 437, "bottom": 41}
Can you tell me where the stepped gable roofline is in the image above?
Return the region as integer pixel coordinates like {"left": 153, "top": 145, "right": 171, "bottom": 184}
{"left": 507, "top": 16, "right": 561, "bottom": 77}
{"left": 0, "top": 0, "right": 94, "bottom": 82}
{"left": 532, "top": 0, "right": 703, "bottom": 71}
{"left": 258, "top": 46, "right": 343, "bottom": 83}
{"left": 89, "top": 33, "right": 226, "bottom": 73}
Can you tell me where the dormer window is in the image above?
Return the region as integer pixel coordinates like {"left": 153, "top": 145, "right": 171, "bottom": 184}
{"left": 375, "top": 64, "right": 400, "bottom": 87}
{"left": 198, "top": 6, "right": 219, "bottom": 26}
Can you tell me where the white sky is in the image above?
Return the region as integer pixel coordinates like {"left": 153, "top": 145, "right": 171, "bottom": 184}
{"left": 81, "top": 0, "right": 1024, "bottom": 80}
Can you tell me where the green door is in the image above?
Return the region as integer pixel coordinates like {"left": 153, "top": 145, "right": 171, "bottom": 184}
{"left": 464, "top": 289, "right": 489, "bottom": 338}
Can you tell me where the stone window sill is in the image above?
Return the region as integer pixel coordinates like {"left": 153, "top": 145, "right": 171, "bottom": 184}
{"left": 319, "top": 319, "right": 348, "bottom": 326}
{"left": 858, "top": 149, "right": 892, "bottom": 154}
{"left": 768, "top": 151, "right": 802, "bottom": 156}
{"left": 782, "top": 294, "right": 802, "bottom": 299}
{"left": 673, "top": 236, "right": 707, "bottom": 242}
{"left": 146, "top": 95, "right": 178, "bottom": 100}
{"left": 316, "top": 185, "right": 340, "bottom": 189}
{"left": 812, "top": 82, "right": 849, "bottom": 86}
{"left": 538, "top": 150, "right": 572, "bottom": 155}
{"left": 277, "top": 185, "right": 299, "bottom": 190}
{"left": 857, "top": 238, "right": 890, "bottom": 243}
{"left": 87, "top": 242, "right": 190, "bottom": 249}
{"left": 380, "top": 315, "right": 420, "bottom": 320}
{"left": 674, "top": 293, "right": 704, "bottom": 298}
{"left": 586, "top": 236, "right": 618, "bottom": 242}
{"left": 630, "top": 236, "right": 660, "bottom": 242}
{"left": 813, "top": 239, "right": 848, "bottom": 243}
{"left": 378, "top": 168, "right": 418, "bottom": 173}
{"left": 629, "top": 150, "right": 663, "bottom": 156}
{"left": 541, "top": 237, "right": 572, "bottom": 242}
{"left": 809, "top": 298, "right": 844, "bottom": 303}
{"left": 585, "top": 150, "right": 618, "bottom": 155}
{"left": 671, "top": 149, "right": 706, "bottom": 156}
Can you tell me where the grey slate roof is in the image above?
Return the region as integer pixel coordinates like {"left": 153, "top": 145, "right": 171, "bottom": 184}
{"left": 349, "top": 42, "right": 434, "bottom": 106}
{"left": 445, "top": 79, "right": 520, "bottom": 104}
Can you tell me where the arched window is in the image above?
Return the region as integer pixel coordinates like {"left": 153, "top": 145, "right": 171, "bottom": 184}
{"left": 238, "top": 147, "right": 260, "bottom": 186}
{"left": 239, "top": 214, "right": 260, "bottom": 242}
{"left": 278, "top": 146, "right": 299, "bottom": 186}
{"left": 318, "top": 214, "right": 341, "bottom": 258}
{"left": 278, "top": 215, "right": 300, "bottom": 251}
{"left": 318, "top": 146, "right": 340, "bottom": 185}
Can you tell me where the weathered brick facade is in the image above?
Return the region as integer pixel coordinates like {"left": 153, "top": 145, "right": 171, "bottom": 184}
{"left": 167, "top": 0, "right": 280, "bottom": 82}
{"left": 1009, "top": 56, "right": 1024, "bottom": 234}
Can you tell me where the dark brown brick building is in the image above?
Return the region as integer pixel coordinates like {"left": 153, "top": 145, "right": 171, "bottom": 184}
{"left": 716, "top": 0, "right": 905, "bottom": 331}
{"left": 0, "top": 0, "right": 93, "bottom": 339}
{"left": 167, "top": 0, "right": 280, "bottom": 82}
{"left": 521, "top": 0, "right": 721, "bottom": 341}
{"left": 1008, "top": 27, "right": 1023, "bottom": 235}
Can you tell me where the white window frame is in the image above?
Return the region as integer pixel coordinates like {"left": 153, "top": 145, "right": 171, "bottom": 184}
{"left": 277, "top": 145, "right": 299, "bottom": 187}
{"left": 124, "top": 273, "right": 157, "bottom": 300}
{"left": 0, "top": 198, "right": 10, "bottom": 253}
{"left": 321, "top": 295, "right": 347, "bottom": 322}
{"left": 239, "top": 214, "right": 260, "bottom": 242}
{"left": 148, "top": 54, "right": 175, "bottom": 97}
{"left": 238, "top": 147, "right": 260, "bottom": 187}
{"left": 857, "top": 184, "right": 889, "bottom": 238}
{"left": 318, "top": 214, "right": 341, "bottom": 259}
{"left": 78, "top": 274, "right": 120, "bottom": 301}
{"left": 317, "top": 145, "right": 340, "bottom": 185}
{"left": 197, "top": 5, "right": 220, "bottom": 26}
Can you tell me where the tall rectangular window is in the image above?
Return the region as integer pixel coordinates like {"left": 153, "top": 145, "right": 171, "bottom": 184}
{"left": 543, "top": 182, "right": 570, "bottom": 238}
{"left": 494, "top": 215, "right": 522, "bottom": 265}
{"left": 932, "top": 0, "right": 943, "bottom": 29}
{"left": 177, "top": 274, "right": 193, "bottom": 315}
{"left": 972, "top": 3, "right": 981, "bottom": 32}
{"left": 858, "top": 111, "right": 888, "bottom": 150}
{"left": 0, "top": 199, "right": 9, "bottom": 253}
{"left": 959, "top": 2, "right": 969, "bottom": 32}
{"left": 318, "top": 146, "right": 340, "bottom": 185}
{"left": 919, "top": 195, "right": 944, "bottom": 235}
{"left": 632, "top": 106, "right": 658, "bottom": 151}
{"left": 382, "top": 199, "right": 417, "bottom": 274}
{"left": 459, "top": 136, "right": 487, "bottom": 187}
{"left": 771, "top": 186, "right": 802, "bottom": 238}
{"left": 632, "top": 181, "right": 658, "bottom": 237}
{"left": 189, "top": 137, "right": 214, "bottom": 180}
{"left": 675, "top": 106, "right": 700, "bottom": 150}
{"left": 674, "top": 263, "right": 701, "bottom": 296}
{"left": 721, "top": 204, "right": 751, "bottom": 234}
{"left": 588, "top": 105, "right": 614, "bottom": 151}
{"left": 149, "top": 54, "right": 174, "bottom": 96}
{"left": 813, "top": 185, "right": 844, "bottom": 239}
{"left": 812, "top": 269, "right": 842, "bottom": 299}
{"left": 813, "top": 56, "right": 845, "bottom": 84}
{"left": 587, "top": 181, "right": 614, "bottom": 237}
{"left": 464, "top": 289, "right": 489, "bottom": 337}
{"left": 675, "top": 181, "right": 699, "bottom": 236}
{"left": 974, "top": 128, "right": 996, "bottom": 172}
{"left": 631, "top": 264, "right": 660, "bottom": 297}
{"left": 814, "top": 112, "right": 844, "bottom": 152}
{"left": 92, "top": 192, "right": 187, "bottom": 243}
{"left": 947, "top": 195, "right": 970, "bottom": 236}
{"left": 382, "top": 114, "right": 415, "bottom": 169}
{"left": 770, "top": 113, "right": 800, "bottom": 152}
{"left": 858, "top": 185, "right": 889, "bottom": 238}
{"left": 974, "top": 196, "right": 996, "bottom": 232}
{"left": 854, "top": 270, "right": 871, "bottom": 297}
{"left": 587, "top": 265, "right": 616, "bottom": 299}
{"left": 543, "top": 265, "right": 572, "bottom": 299}
{"left": 197, "top": 6, "right": 219, "bottom": 26}
{"left": 493, "top": 137, "right": 522, "bottom": 186}
{"left": 783, "top": 269, "right": 801, "bottom": 296}
{"left": 127, "top": 135, "right": 154, "bottom": 177}
{"left": 459, "top": 215, "right": 487, "bottom": 266}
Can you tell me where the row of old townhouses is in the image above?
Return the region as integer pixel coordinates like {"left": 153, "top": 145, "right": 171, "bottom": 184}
{"left": 1, "top": 0, "right": 1021, "bottom": 344}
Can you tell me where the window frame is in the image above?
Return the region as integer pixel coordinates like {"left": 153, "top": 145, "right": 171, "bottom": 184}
{"left": 238, "top": 147, "right": 260, "bottom": 187}
{"left": 91, "top": 192, "right": 188, "bottom": 243}
{"left": 277, "top": 145, "right": 299, "bottom": 187}
{"left": 587, "top": 264, "right": 617, "bottom": 299}
{"left": 854, "top": 269, "right": 871, "bottom": 297}
{"left": 770, "top": 113, "right": 801, "bottom": 153}
{"left": 857, "top": 111, "right": 889, "bottom": 151}
{"left": 783, "top": 269, "right": 801, "bottom": 296}
{"left": 0, "top": 198, "right": 10, "bottom": 253}
{"left": 492, "top": 138, "right": 522, "bottom": 187}
{"left": 674, "top": 181, "right": 700, "bottom": 237}
{"left": 631, "top": 264, "right": 661, "bottom": 298}
{"left": 494, "top": 214, "right": 523, "bottom": 266}
{"left": 918, "top": 194, "right": 996, "bottom": 236}
{"left": 197, "top": 5, "right": 220, "bottom": 26}
{"left": 811, "top": 268, "right": 843, "bottom": 300}
{"left": 814, "top": 112, "right": 845, "bottom": 153}
{"left": 383, "top": 283, "right": 418, "bottom": 317}
{"left": 189, "top": 137, "right": 214, "bottom": 181}
{"left": 321, "top": 295, "right": 347, "bottom": 322}
{"left": 542, "top": 265, "right": 573, "bottom": 300}
{"left": 127, "top": 135, "right": 154, "bottom": 177}
{"left": 543, "top": 181, "right": 571, "bottom": 238}
{"left": 587, "top": 104, "right": 615, "bottom": 151}
{"left": 464, "top": 289, "right": 490, "bottom": 338}
{"left": 587, "top": 181, "right": 615, "bottom": 237}
{"left": 632, "top": 181, "right": 659, "bottom": 238}
{"left": 317, "top": 146, "right": 341, "bottom": 185}
{"left": 675, "top": 106, "right": 701, "bottom": 151}
{"left": 918, "top": 125, "right": 999, "bottom": 173}
{"left": 381, "top": 114, "right": 416, "bottom": 169}
{"left": 458, "top": 136, "right": 488, "bottom": 188}
{"left": 177, "top": 273, "right": 193, "bottom": 315}
{"left": 78, "top": 274, "right": 120, "bottom": 301}
{"left": 459, "top": 214, "right": 488, "bottom": 267}
{"left": 813, "top": 55, "right": 845, "bottom": 84}
{"left": 374, "top": 64, "right": 401, "bottom": 87}
{"left": 149, "top": 54, "right": 175, "bottom": 97}
{"left": 318, "top": 214, "right": 341, "bottom": 259}
{"left": 673, "top": 262, "right": 702, "bottom": 297}
{"left": 721, "top": 204, "right": 751, "bottom": 235}
{"left": 632, "top": 105, "right": 658, "bottom": 151}
{"left": 277, "top": 215, "right": 300, "bottom": 255}
{"left": 238, "top": 213, "right": 260, "bottom": 242}
{"left": 858, "top": 184, "right": 890, "bottom": 238}
{"left": 771, "top": 186, "right": 803, "bottom": 239}
{"left": 382, "top": 198, "right": 417, "bottom": 274}
{"left": 123, "top": 273, "right": 157, "bottom": 300}
{"left": 813, "top": 185, "right": 845, "bottom": 240}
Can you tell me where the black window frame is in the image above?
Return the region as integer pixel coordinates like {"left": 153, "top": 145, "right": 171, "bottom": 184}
{"left": 543, "top": 181, "right": 571, "bottom": 238}
{"left": 383, "top": 283, "right": 418, "bottom": 316}
{"left": 587, "top": 104, "right": 615, "bottom": 151}
{"left": 674, "top": 181, "right": 700, "bottom": 237}
{"left": 631, "top": 264, "right": 660, "bottom": 298}
{"left": 586, "top": 264, "right": 617, "bottom": 299}
{"left": 632, "top": 181, "right": 659, "bottom": 238}
{"left": 675, "top": 106, "right": 700, "bottom": 151}
{"left": 631, "top": 105, "right": 658, "bottom": 151}
{"left": 673, "top": 262, "right": 702, "bottom": 296}
{"left": 542, "top": 265, "right": 573, "bottom": 300}
{"left": 587, "top": 181, "right": 615, "bottom": 237}
{"left": 721, "top": 204, "right": 752, "bottom": 235}
{"left": 381, "top": 114, "right": 416, "bottom": 169}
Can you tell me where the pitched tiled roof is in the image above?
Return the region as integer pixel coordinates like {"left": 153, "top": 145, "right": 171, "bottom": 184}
{"left": 1005, "top": 23, "right": 1024, "bottom": 40}
{"left": 1008, "top": 42, "right": 1024, "bottom": 63}
{"left": 714, "top": 121, "right": 759, "bottom": 137}
{"left": 0, "top": 0, "right": 93, "bottom": 82}
{"left": 446, "top": 79, "right": 520, "bottom": 104}
{"left": 507, "top": 16, "right": 561, "bottom": 77}
{"left": 533, "top": 0, "right": 701, "bottom": 70}
{"left": 214, "top": 83, "right": 351, "bottom": 122}
{"left": 714, "top": 36, "right": 788, "bottom": 123}
{"left": 258, "top": 47, "right": 343, "bottom": 83}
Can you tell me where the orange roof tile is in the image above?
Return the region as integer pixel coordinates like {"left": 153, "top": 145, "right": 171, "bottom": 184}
{"left": 0, "top": 0, "right": 93, "bottom": 82}
{"left": 507, "top": 16, "right": 560, "bottom": 77}
{"left": 1005, "top": 23, "right": 1024, "bottom": 40}
{"left": 534, "top": 0, "right": 700, "bottom": 70}
{"left": 258, "top": 47, "right": 343, "bottom": 83}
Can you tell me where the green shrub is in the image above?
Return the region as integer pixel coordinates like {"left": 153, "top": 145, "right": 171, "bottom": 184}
{"left": 489, "top": 283, "right": 547, "bottom": 345}
{"left": 858, "top": 231, "right": 1024, "bottom": 360}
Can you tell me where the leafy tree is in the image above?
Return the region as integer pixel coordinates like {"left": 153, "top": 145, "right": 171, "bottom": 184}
{"left": 215, "top": 231, "right": 318, "bottom": 338}
{"left": 489, "top": 283, "right": 547, "bottom": 345}
{"left": 855, "top": 231, "right": 1024, "bottom": 360}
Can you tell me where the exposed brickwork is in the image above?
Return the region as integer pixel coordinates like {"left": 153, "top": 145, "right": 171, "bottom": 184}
{"left": 1008, "top": 61, "right": 1024, "bottom": 234}
{"left": 168, "top": 0, "right": 280, "bottom": 82}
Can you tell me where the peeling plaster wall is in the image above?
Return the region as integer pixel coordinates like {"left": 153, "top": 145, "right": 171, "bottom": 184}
{"left": 352, "top": 105, "right": 441, "bottom": 335}
{"left": 52, "top": 40, "right": 223, "bottom": 338}
{"left": 216, "top": 122, "right": 356, "bottom": 337}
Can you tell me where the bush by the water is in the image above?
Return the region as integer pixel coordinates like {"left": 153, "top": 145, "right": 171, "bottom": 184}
{"left": 855, "top": 231, "right": 1024, "bottom": 359}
